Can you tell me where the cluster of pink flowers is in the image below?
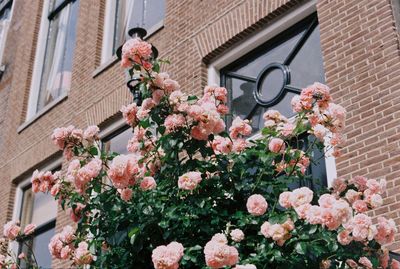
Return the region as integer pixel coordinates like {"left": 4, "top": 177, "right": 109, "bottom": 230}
{"left": 260, "top": 218, "right": 295, "bottom": 246}
{"left": 151, "top": 241, "right": 184, "bottom": 269}
{"left": 204, "top": 233, "right": 239, "bottom": 268}
{"left": 229, "top": 117, "right": 252, "bottom": 139}
{"left": 121, "top": 103, "right": 139, "bottom": 127}
{"left": 246, "top": 194, "right": 268, "bottom": 216}
{"left": 48, "top": 225, "right": 76, "bottom": 260}
{"left": 51, "top": 125, "right": 100, "bottom": 160}
{"left": 127, "top": 126, "right": 155, "bottom": 155}
{"left": 31, "top": 169, "right": 60, "bottom": 194}
{"left": 121, "top": 37, "right": 153, "bottom": 69}
{"left": 66, "top": 157, "right": 102, "bottom": 193}
{"left": 332, "top": 176, "right": 386, "bottom": 213}
{"left": 290, "top": 83, "right": 345, "bottom": 156}
{"left": 178, "top": 171, "right": 202, "bottom": 191}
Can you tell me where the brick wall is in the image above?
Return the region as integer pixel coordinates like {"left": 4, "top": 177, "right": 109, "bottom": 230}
{"left": 0, "top": 0, "right": 399, "bottom": 265}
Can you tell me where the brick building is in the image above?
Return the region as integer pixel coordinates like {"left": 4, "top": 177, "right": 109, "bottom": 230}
{"left": 0, "top": 0, "right": 399, "bottom": 267}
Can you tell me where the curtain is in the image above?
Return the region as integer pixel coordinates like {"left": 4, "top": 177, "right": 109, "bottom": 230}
{"left": 45, "top": 3, "right": 71, "bottom": 103}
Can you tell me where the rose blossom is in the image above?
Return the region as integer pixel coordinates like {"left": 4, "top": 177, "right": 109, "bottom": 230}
{"left": 331, "top": 177, "right": 347, "bottom": 194}
{"left": 120, "top": 188, "right": 133, "bottom": 202}
{"left": 204, "top": 234, "right": 238, "bottom": 268}
{"left": 178, "top": 172, "right": 202, "bottom": 191}
{"left": 74, "top": 241, "right": 93, "bottom": 265}
{"left": 165, "top": 114, "right": 186, "bottom": 133}
{"left": 120, "top": 103, "right": 139, "bottom": 126}
{"left": 392, "top": 260, "right": 400, "bottom": 269}
{"left": 23, "top": 223, "right": 36, "bottom": 235}
{"left": 268, "top": 138, "right": 286, "bottom": 153}
{"left": 346, "top": 259, "right": 358, "bottom": 268}
{"left": 374, "top": 217, "right": 397, "bottom": 245}
{"left": 107, "top": 154, "right": 138, "bottom": 189}
{"left": 279, "top": 191, "right": 292, "bottom": 208}
{"left": 290, "top": 187, "right": 313, "bottom": 208}
{"left": 351, "top": 198, "right": 368, "bottom": 213}
{"left": 140, "top": 176, "right": 157, "bottom": 191}
{"left": 246, "top": 194, "right": 268, "bottom": 216}
{"left": 212, "top": 136, "right": 233, "bottom": 154}
{"left": 350, "top": 176, "right": 368, "bottom": 191}
{"left": 337, "top": 229, "right": 352, "bottom": 245}
{"left": 3, "top": 221, "right": 20, "bottom": 240}
{"left": 345, "top": 189, "right": 362, "bottom": 204}
{"left": 83, "top": 125, "right": 99, "bottom": 142}
{"left": 152, "top": 241, "right": 184, "bottom": 269}
{"left": 230, "top": 229, "right": 244, "bottom": 242}
{"left": 229, "top": 117, "right": 252, "bottom": 139}
{"left": 359, "top": 257, "right": 373, "bottom": 268}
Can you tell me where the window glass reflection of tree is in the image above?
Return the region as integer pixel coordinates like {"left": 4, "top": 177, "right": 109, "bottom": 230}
{"left": 37, "top": 0, "right": 79, "bottom": 112}
{"left": 222, "top": 15, "right": 325, "bottom": 135}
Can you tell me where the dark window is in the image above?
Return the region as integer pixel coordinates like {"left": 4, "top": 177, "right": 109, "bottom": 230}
{"left": 18, "top": 186, "right": 58, "bottom": 268}
{"left": 37, "top": 0, "right": 79, "bottom": 112}
{"left": 220, "top": 14, "right": 327, "bottom": 188}
{"left": 102, "top": 127, "right": 132, "bottom": 155}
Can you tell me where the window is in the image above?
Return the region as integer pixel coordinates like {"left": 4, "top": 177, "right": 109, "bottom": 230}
{"left": 27, "top": 0, "right": 79, "bottom": 119}
{"left": 221, "top": 14, "right": 324, "bottom": 134}
{"left": 216, "top": 13, "right": 330, "bottom": 188}
{"left": 102, "top": 127, "right": 132, "bottom": 155}
{"left": 18, "top": 187, "right": 58, "bottom": 268}
{"left": 0, "top": 0, "right": 13, "bottom": 66}
{"left": 101, "top": 0, "right": 165, "bottom": 63}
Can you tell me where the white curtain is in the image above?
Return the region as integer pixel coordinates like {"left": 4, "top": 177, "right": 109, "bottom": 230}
{"left": 121, "top": 0, "right": 135, "bottom": 41}
{"left": 45, "top": 4, "right": 71, "bottom": 102}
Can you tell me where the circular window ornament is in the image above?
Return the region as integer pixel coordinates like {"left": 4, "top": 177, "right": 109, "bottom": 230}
{"left": 253, "top": 62, "right": 291, "bottom": 107}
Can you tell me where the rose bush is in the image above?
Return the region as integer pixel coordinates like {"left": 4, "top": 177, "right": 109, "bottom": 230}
{"left": 2, "top": 36, "right": 399, "bottom": 268}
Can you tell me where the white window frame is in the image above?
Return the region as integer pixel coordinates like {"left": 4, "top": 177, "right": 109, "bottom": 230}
{"left": 207, "top": 0, "right": 337, "bottom": 186}
{"left": 9, "top": 157, "right": 62, "bottom": 256}
{"left": 100, "top": 0, "right": 164, "bottom": 64}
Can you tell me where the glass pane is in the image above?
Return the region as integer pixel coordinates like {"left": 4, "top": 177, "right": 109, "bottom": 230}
{"left": 31, "top": 191, "right": 58, "bottom": 226}
{"left": 229, "top": 30, "right": 305, "bottom": 77}
{"left": 32, "top": 227, "right": 55, "bottom": 268}
{"left": 108, "top": 128, "right": 132, "bottom": 154}
{"left": 37, "top": 1, "right": 79, "bottom": 112}
{"left": 289, "top": 24, "right": 325, "bottom": 88}
{"left": 113, "top": 0, "right": 127, "bottom": 53}
{"left": 49, "top": 0, "right": 65, "bottom": 13}
{"left": 143, "top": 0, "right": 165, "bottom": 29}
{"left": 38, "top": 12, "right": 62, "bottom": 110}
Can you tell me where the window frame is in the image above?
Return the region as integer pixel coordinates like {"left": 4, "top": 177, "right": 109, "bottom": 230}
{"left": 9, "top": 157, "right": 62, "bottom": 261}
{"left": 26, "top": 0, "right": 78, "bottom": 121}
{"left": 207, "top": 0, "right": 338, "bottom": 186}
{"left": 100, "top": 0, "right": 165, "bottom": 64}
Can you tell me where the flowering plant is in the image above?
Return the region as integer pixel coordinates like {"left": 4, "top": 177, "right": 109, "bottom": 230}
{"left": 3, "top": 36, "right": 398, "bottom": 269}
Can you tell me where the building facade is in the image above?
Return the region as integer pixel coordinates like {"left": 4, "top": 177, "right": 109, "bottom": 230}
{"left": 0, "top": 0, "right": 399, "bottom": 267}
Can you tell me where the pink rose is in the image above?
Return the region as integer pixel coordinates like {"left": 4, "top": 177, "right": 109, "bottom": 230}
{"left": 74, "top": 241, "right": 93, "bottom": 265}
{"left": 204, "top": 235, "right": 238, "bottom": 268}
{"left": 290, "top": 187, "right": 313, "bottom": 208}
{"left": 352, "top": 200, "right": 368, "bottom": 213}
{"left": 337, "top": 229, "right": 352, "bottom": 245}
{"left": 374, "top": 217, "right": 397, "bottom": 245}
{"left": 229, "top": 117, "right": 252, "bottom": 139}
{"left": 279, "top": 191, "right": 292, "bottom": 208}
{"left": 346, "top": 259, "right": 358, "bottom": 268}
{"left": 392, "top": 260, "right": 400, "bottom": 269}
{"left": 152, "top": 242, "right": 184, "bottom": 269}
{"left": 120, "top": 188, "right": 133, "bottom": 202}
{"left": 268, "top": 138, "right": 286, "bottom": 153}
{"left": 120, "top": 103, "right": 139, "bottom": 126}
{"left": 107, "top": 154, "right": 139, "bottom": 189}
{"left": 23, "top": 223, "right": 36, "bottom": 235}
{"left": 212, "top": 136, "right": 233, "bottom": 155}
{"left": 178, "top": 172, "right": 202, "bottom": 191}
{"left": 83, "top": 125, "right": 99, "bottom": 142}
{"left": 230, "top": 229, "right": 244, "bottom": 242}
{"left": 246, "top": 194, "right": 268, "bottom": 216}
{"left": 164, "top": 114, "right": 186, "bottom": 133}
{"left": 3, "top": 221, "right": 21, "bottom": 240}
{"left": 359, "top": 257, "right": 373, "bottom": 268}
{"left": 331, "top": 178, "right": 347, "bottom": 194}
{"left": 140, "top": 177, "right": 157, "bottom": 191}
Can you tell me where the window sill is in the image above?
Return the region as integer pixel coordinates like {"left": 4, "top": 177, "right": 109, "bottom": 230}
{"left": 92, "top": 55, "right": 119, "bottom": 78}
{"left": 17, "top": 94, "right": 68, "bottom": 133}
